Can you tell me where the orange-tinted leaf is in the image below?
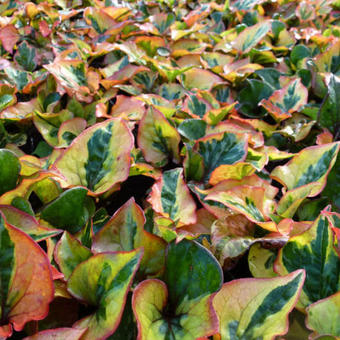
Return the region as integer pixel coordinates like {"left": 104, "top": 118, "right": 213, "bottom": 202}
{"left": 0, "top": 25, "right": 19, "bottom": 53}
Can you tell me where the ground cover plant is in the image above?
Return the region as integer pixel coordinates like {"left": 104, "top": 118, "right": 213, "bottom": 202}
{"left": 0, "top": 0, "right": 339, "bottom": 338}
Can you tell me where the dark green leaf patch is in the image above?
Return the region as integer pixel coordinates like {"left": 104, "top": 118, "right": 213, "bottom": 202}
{"left": 295, "top": 144, "right": 338, "bottom": 188}
{"left": 281, "top": 215, "right": 340, "bottom": 304}
{"left": 197, "top": 132, "right": 247, "bottom": 182}
{"left": 85, "top": 122, "right": 114, "bottom": 191}
{"left": 243, "top": 272, "right": 303, "bottom": 338}
{"left": 41, "top": 187, "right": 93, "bottom": 233}
{"left": 14, "top": 42, "right": 37, "bottom": 72}
{"left": 164, "top": 239, "right": 223, "bottom": 308}
{"left": 160, "top": 169, "right": 181, "bottom": 221}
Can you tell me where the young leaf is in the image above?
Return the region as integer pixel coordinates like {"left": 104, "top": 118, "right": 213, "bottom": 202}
{"left": 275, "top": 209, "right": 340, "bottom": 308}
{"left": 138, "top": 107, "right": 180, "bottom": 167}
{"left": 271, "top": 142, "right": 339, "bottom": 197}
{"left": 248, "top": 243, "right": 278, "bottom": 278}
{"left": 148, "top": 168, "right": 196, "bottom": 225}
{"left": 67, "top": 249, "right": 143, "bottom": 340}
{"left": 213, "top": 270, "right": 305, "bottom": 340}
{"left": 57, "top": 118, "right": 87, "bottom": 148}
{"left": 54, "top": 118, "right": 133, "bottom": 195}
{"left": 132, "top": 240, "right": 222, "bottom": 340}
{"left": 0, "top": 25, "right": 19, "bottom": 53}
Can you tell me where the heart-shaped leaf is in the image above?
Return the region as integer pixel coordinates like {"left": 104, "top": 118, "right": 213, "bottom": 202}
{"left": 213, "top": 270, "right": 305, "bottom": 340}
{"left": 260, "top": 78, "right": 308, "bottom": 121}
{"left": 92, "top": 198, "right": 166, "bottom": 277}
{"left": 132, "top": 239, "right": 223, "bottom": 340}
{"left": 40, "top": 187, "right": 94, "bottom": 233}
{"left": 275, "top": 207, "right": 340, "bottom": 308}
{"left": 271, "top": 142, "right": 339, "bottom": 197}
{"left": 194, "top": 132, "right": 248, "bottom": 183}
{"left": 67, "top": 249, "right": 142, "bottom": 340}
{"left": 54, "top": 118, "right": 133, "bottom": 195}
{"left": 138, "top": 107, "right": 180, "bottom": 167}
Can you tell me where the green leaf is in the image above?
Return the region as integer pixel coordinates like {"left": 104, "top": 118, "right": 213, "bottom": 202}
{"left": 213, "top": 270, "right": 305, "bottom": 340}
{"left": 40, "top": 187, "right": 93, "bottom": 233}
{"left": 178, "top": 119, "right": 207, "bottom": 140}
{"left": 290, "top": 45, "right": 311, "bottom": 66}
{"left": 132, "top": 240, "right": 222, "bottom": 340}
{"left": 92, "top": 198, "right": 166, "bottom": 277}
{"left": 0, "top": 149, "right": 21, "bottom": 195}
{"left": 11, "top": 197, "right": 34, "bottom": 216}
{"left": 237, "top": 79, "right": 273, "bottom": 117}
{"left": 255, "top": 67, "right": 282, "bottom": 90}
{"left": 54, "top": 118, "right": 133, "bottom": 195}
{"left": 67, "top": 249, "right": 142, "bottom": 340}
{"left": 4, "top": 67, "right": 29, "bottom": 91}
{"left": 0, "top": 85, "right": 16, "bottom": 112}
{"left": 306, "top": 292, "right": 340, "bottom": 338}
{"left": 259, "top": 78, "right": 309, "bottom": 121}
{"left": 32, "top": 141, "right": 53, "bottom": 157}
{"left": 0, "top": 213, "right": 15, "bottom": 318}
{"left": 275, "top": 209, "right": 340, "bottom": 308}
{"left": 108, "top": 293, "right": 137, "bottom": 340}
{"left": 195, "top": 132, "right": 248, "bottom": 183}
{"left": 322, "top": 154, "right": 340, "bottom": 210}
{"left": 138, "top": 107, "right": 180, "bottom": 167}
{"left": 165, "top": 239, "right": 223, "bottom": 307}
{"left": 319, "top": 74, "right": 340, "bottom": 135}
{"left": 148, "top": 168, "right": 197, "bottom": 225}
{"left": 271, "top": 142, "right": 339, "bottom": 197}
{"left": 231, "top": 0, "right": 266, "bottom": 11}
{"left": 232, "top": 20, "right": 271, "bottom": 53}
{"left": 187, "top": 95, "right": 208, "bottom": 118}
{"left": 55, "top": 231, "right": 92, "bottom": 280}
{"left": 14, "top": 41, "right": 37, "bottom": 72}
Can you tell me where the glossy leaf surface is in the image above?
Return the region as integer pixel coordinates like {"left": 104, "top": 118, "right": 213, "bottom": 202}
{"left": 213, "top": 270, "right": 305, "bottom": 340}
{"left": 132, "top": 240, "right": 223, "bottom": 340}
{"left": 275, "top": 209, "right": 340, "bottom": 308}
{"left": 67, "top": 249, "right": 142, "bottom": 340}
{"left": 54, "top": 119, "right": 133, "bottom": 195}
